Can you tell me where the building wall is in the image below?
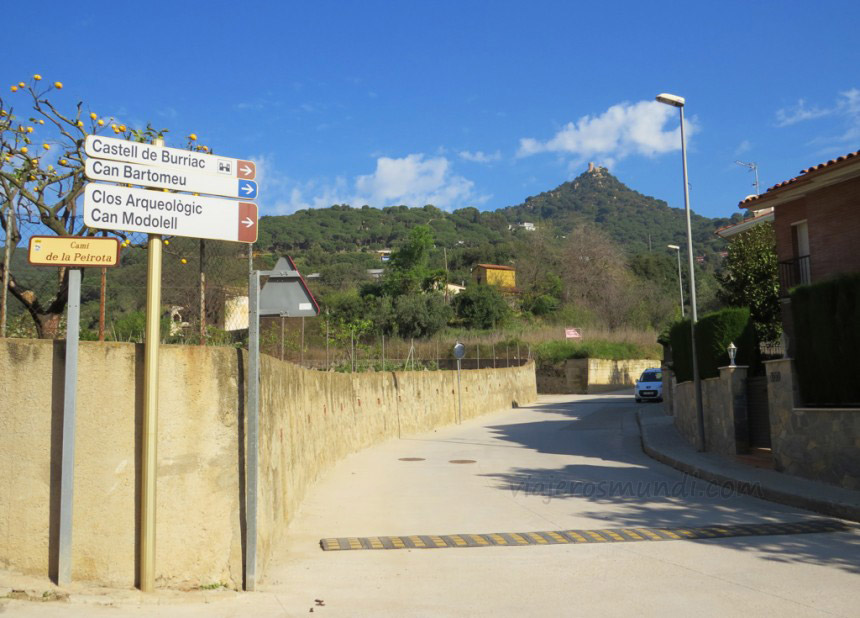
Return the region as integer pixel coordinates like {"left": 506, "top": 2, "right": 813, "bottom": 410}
{"left": 473, "top": 267, "right": 516, "bottom": 288}
{"left": 772, "top": 176, "right": 860, "bottom": 280}
{"left": 535, "top": 358, "right": 660, "bottom": 394}
{"left": 0, "top": 339, "right": 536, "bottom": 588}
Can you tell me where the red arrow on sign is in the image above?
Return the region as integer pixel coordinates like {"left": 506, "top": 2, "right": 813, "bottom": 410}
{"left": 237, "top": 160, "right": 256, "bottom": 180}
{"left": 238, "top": 202, "right": 258, "bottom": 243}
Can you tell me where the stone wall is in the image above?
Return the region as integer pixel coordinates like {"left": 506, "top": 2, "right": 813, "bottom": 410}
{"left": 0, "top": 339, "right": 536, "bottom": 588}
{"left": 670, "top": 367, "right": 748, "bottom": 457}
{"left": 536, "top": 358, "right": 659, "bottom": 394}
{"left": 766, "top": 359, "right": 860, "bottom": 489}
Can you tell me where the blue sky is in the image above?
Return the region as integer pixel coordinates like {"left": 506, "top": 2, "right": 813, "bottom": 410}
{"left": 5, "top": 0, "right": 859, "bottom": 220}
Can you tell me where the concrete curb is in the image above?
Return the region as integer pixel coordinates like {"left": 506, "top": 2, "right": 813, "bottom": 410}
{"left": 636, "top": 409, "right": 860, "bottom": 523}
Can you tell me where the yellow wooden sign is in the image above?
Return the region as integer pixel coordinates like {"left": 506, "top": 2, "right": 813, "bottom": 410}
{"left": 28, "top": 236, "right": 120, "bottom": 267}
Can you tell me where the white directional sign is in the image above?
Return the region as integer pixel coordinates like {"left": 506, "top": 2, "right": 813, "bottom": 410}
{"left": 83, "top": 184, "right": 258, "bottom": 243}
{"left": 85, "top": 158, "right": 257, "bottom": 199}
{"left": 85, "top": 135, "right": 256, "bottom": 180}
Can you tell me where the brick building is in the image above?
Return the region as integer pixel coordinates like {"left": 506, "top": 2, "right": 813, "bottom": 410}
{"left": 739, "top": 149, "right": 860, "bottom": 351}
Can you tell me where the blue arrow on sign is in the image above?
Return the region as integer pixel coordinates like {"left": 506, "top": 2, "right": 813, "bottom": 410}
{"left": 238, "top": 179, "right": 258, "bottom": 199}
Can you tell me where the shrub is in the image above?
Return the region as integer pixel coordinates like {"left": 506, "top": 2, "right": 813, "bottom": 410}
{"left": 452, "top": 284, "right": 509, "bottom": 329}
{"left": 669, "top": 307, "right": 756, "bottom": 382}
{"left": 791, "top": 273, "right": 860, "bottom": 405}
{"left": 534, "top": 339, "right": 660, "bottom": 367}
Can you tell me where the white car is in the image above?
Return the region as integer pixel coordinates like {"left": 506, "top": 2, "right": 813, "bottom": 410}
{"left": 635, "top": 368, "right": 663, "bottom": 403}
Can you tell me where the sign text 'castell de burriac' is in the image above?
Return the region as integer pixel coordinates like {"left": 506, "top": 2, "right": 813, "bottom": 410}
{"left": 83, "top": 134, "right": 258, "bottom": 243}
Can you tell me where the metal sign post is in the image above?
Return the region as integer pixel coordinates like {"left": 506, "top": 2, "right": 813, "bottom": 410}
{"left": 57, "top": 268, "right": 81, "bottom": 585}
{"left": 453, "top": 342, "right": 465, "bottom": 424}
{"left": 245, "top": 270, "right": 260, "bottom": 591}
{"left": 26, "top": 236, "right": 120, "bottom": 586}
{"left": 245, "top": 257, "right": 319, "bottom": 591}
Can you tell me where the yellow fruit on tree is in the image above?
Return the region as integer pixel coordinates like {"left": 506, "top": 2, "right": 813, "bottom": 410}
{"left": 43, "top": 144, "right": 50, "bottom": 150}
{"left": 77, "top": 120, "right": 84, "bottom": 127}
{"left": 90, "top": 112, "right": 97, "bottom": 120}
{"left": 26, "top": 126, "right": 34, "bottom": 133}
{"left": 188, "top": 133, "right": 197, "bottom": 141}
{"left": 20, "top": 147, "right": 28, "bottom": 154}
{"left": 119, "top": 124, "right": 126, "bottom": 131}
{"left": 98, "top": 119, "right": 104, "bottom": 126}
{"left": 54, "top": 82, "right": 63, "bottom": 89}
{"left": 164, "top": 240, "right": 170, "bottom": 245}
{"left": 38, "top": 119, "right": 44, "bottom": 124}
{"left": 180, "top": 258, "right": 187, "bottom": 264}
{"left": 59, "top": 159, "right": 67, "bottom": 165}
{"left": 33, "top": 74, "right": 42, "bottom": 81}
{"left": 10, "top": 86, "right": 18, "bottom": 92}
{"left": 18, "top": 82, "right": 25, "bottom": 88}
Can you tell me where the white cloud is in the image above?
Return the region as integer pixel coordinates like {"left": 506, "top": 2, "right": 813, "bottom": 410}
{"left": 252, "top": 153, "right": 486, "bottom": 214}
{"left": 458, "top": 149, "right": 502, "bottom": 163}
{"left": 780, "top": 88, "right": 860, "bottom": 147}
{"left": 518, "top": 100, "right": 695, "bottom": 163}
{"left": 775, "top": 99, "right": 831, "bottom": 126}
{"left": 734, "top": 140, "right": 752, "bottom": 156}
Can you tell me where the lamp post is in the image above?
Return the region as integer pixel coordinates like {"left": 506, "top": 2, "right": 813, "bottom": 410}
{"left": 657, "top": 92, "right": 706, "bottom": 451}
{"left": 667, "top": 244, "right": 685, "bottom": 318}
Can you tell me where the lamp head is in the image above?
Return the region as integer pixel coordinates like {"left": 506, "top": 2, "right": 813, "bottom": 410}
{"left": 667, "top": 244, "right": 680, "bottom": 250}
{"left": 656, "top": 93, "right": 685, "bottom": 108}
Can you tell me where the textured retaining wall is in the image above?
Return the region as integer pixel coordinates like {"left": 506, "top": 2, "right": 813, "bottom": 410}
{"left": 766, "top": 359, "right": 860, "bottom": 489}
{"left": 0, "top": 339, "right": 536, "bottom": 588}
{"left": 671, "top": 372, "right": 741, "bottom": 456}
{"left": 536, "top": 358, "right": 659, "bottom": 394}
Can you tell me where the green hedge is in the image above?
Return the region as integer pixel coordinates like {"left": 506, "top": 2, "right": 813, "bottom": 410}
{"left": 669, "top": 307, "right": 757, "bottom": 383}
{"left": 791, "top": 273, "right": 860, "bottom": 405}
{"left": 534, "top": 339, "right": 661, "bottom": 367}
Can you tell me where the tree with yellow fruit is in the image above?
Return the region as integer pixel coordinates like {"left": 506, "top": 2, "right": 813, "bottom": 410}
{"left": 1, "top": 76, "right": 211, "bottom": 338}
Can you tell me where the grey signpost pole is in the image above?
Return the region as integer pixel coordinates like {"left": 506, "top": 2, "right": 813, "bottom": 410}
{"left": 246, "top": 270, "right": 260, "bottom": 591}
{"left": 453, "top": 342, "right": 465, "bottom": 424}
{"left": 57, "top": 268, "right": 81, "bottom": 585}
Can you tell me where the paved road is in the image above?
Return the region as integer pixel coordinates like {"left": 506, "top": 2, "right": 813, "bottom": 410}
{"left": 5, "top": 393, "right": 860, "bottom": 616}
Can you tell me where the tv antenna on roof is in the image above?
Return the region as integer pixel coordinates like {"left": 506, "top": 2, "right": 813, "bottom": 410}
{"left": 735, "top": 160, "right": 760, "bottom": 195}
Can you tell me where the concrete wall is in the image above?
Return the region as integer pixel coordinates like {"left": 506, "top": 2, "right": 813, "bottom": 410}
{"left": 765, "top": 359, "right": 860, "bottom": 490}
{"left": 0, "top": 339, "right": 536, "bottom": 588}
{"left": 536, "top": 358, "right": 659, "bottom": 394}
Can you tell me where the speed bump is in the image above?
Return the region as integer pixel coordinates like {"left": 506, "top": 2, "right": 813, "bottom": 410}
{"left": 320, "top": 518, "right": 850, "bottom": 551}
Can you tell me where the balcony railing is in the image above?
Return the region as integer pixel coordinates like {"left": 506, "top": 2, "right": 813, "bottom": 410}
{"left": 778, "top": 255, "right": 811, "bottom": 296}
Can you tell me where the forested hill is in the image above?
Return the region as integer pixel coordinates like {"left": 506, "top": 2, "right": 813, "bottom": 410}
{"left": 257, "top": 165, "right": 737, "bottom": 257}
{"left": 501, "top": 165, "right": 735, "bottom": 254}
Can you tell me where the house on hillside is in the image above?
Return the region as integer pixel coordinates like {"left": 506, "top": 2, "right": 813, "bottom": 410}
{"left": 738, "top": 148, "right": 860, "bottom": 350}
{"left": 471, "top": 264, "right": 516, "bottom": 289}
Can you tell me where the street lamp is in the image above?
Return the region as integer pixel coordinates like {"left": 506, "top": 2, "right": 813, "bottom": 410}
{"left": 667, "top": 244, "right": 685, "bottom": 318}
{"left": 727, "top": 342, "right": 737, "bottom": 367}
{"left": 657, "top": 92, "right": 706, "bottom": 451}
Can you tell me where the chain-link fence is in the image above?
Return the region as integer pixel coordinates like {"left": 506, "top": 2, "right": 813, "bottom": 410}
{"left": 257, "top": 317, "right": 531, "bottom": 372}
{"left": 1, "top": 212, "right": 250, "bottom": 343}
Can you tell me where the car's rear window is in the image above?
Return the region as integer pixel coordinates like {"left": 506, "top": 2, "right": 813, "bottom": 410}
{"left": 641, "top": 371, "right": 662, "bottom": 382}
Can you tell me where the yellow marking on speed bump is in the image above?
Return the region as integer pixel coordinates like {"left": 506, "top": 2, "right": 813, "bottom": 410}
{"left": 605, "top": 530, "right": 626, "bottom": 542}
{"left": 320, "top": 519, "right": 848, "bottom": 551}
{"left": 489, "top": 534, "right": 508, "bottom": 545}
{"left": 429, "top": 535, "right": 447, "bottom": 548}
{"left": 527, "top": 532, "right": 549, "bottom": 544}
{"left": 449, "top": 535, "right": 468, "bottom": 547}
